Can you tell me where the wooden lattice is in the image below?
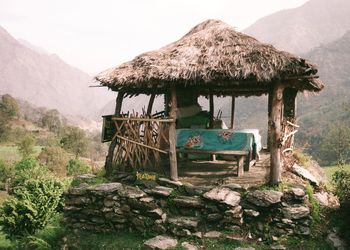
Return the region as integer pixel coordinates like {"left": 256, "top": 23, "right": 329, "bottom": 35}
{"left": 111, "top": 113, "right": 174, "bottom": 171}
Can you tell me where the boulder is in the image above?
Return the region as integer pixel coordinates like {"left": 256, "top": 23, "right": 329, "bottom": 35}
{"left": 246, "top": 190, "right": 283, "bottom": 207}
{"left": 143, "top": 235, "right": 178, "bottom": 250}
{"left": 88, "top": 182, "right": 123, "bottom": 195}
{"left": 282, "top": 205, "right": 310, "bottom": 219}
{"left": 314, "top": 191, "right": 339, "bottom": 208}
{"left": 327, "top": 231, "right": 347, "bottom": 250}
{"left": 291, "top": 163, "right": 319, "bottom": 186}
{"left": 172, "top": 196, "right": 203, "bottom": 207}
{"left": 203, "top": 187, "right": 241, "bottom": 207}
{"left": 181, "top": 241, "right": 199, "bottom": 250}
{"left": 158, "top": 177, "right": 183, "bottom": 187}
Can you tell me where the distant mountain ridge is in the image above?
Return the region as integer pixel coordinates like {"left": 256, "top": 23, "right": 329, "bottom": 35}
{"left": 244, "top": 0, "right": 350, "bottom": 55}
{"left": 0, "top": 25, "right": 114, "bottom": 121}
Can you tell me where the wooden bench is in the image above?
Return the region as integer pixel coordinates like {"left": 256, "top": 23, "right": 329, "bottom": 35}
{"left": 176, "top": 149, "right": 255, "bottom": 176}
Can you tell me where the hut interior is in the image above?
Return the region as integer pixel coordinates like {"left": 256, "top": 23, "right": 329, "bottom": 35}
{"left": 96, "top": 19, "right": 324, "bottom": 185}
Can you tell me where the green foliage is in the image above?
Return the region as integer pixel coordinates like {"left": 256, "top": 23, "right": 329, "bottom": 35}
{"left": 60, "top": 126, "right": 89, "bottom": 158}
{"left": 41, "top": 109, "right": 62, "bottom": 134}
{"left": 17, "top": 134, "right": 36, "bottom": 158}
{"left": 0, "top": 160, "right": 14, "bottom": 190}
{"left": 305, "top": 184, "right": 320, "bottom": 224}
{"left": 319, "top": 122, "right": 350, "bottom": 165}
{"left": 331, "top": 168, "right": 350, "bottom": 244}
{"left": 0, "top": 178, "right": 65, "bottom": 238}
{"left": 66, "top": 159, "right": 92, "bottom": 177}
{"left": 0, "top": 94, "right": 19, "bottom": 118}
{"left": 38, "top": 146, "right": 69, "bottom": 177}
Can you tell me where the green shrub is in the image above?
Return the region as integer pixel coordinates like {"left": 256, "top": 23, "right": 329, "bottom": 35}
{"left": 0, "top": 159, "right": 14, "bottom": 186}
{"left": 0, "top": 178, "right": 65, "bottom": 238}
{"left": 67, "top": 159, "right": 92, "bottom": 177}
{"left": 38, "top": 146, "right": 69, "bottom": 177}
{"left": 17, "top": 134, "right": 36, "bottom": 158}
{"left": 332, "top": 168, "right": 350, "bottom": 244}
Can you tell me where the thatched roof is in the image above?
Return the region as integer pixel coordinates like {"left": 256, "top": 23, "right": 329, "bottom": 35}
{"left": 96, "top": 19, "right": 324, "bottom": 96}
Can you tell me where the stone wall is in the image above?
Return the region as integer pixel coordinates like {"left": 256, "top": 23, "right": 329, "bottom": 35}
{"left": 64, "top": 177, "right": 312, "bottom": 240}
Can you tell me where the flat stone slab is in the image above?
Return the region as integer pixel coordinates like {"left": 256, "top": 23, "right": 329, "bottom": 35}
{"left": 246, "top": 190, "right": 283, "bottom": 207}
{"left": 172, "top": 196, "right": 203, "bottom": 207}
{"left": 146, "top": 186, "right": 174, "bottom": 197}
{"left": 118, "top": 186, "right": 146, "bottom": 199}
{"left": 282, "top": 205, "right": 310, "bottom": 219}
{"left": 143, "top": 235, "right": 178, "bottom": 250}
{"left": 167, "top": 216, "right": 199, "bottom": 230}
{"left": 203, "top": 187, "right": 241, "bottom": 207}
{"left": 204, "top": 231, "right": 222, "bottom": 239}
{"left": 88, "top": 182, "right": 123, "bottom": 195}
{"left": 181, "top": 241, "right": 199, "bottom": 250}
{"left": 292, "top": 163, "right": 319, "bottom": 186}
{"left": 234, "top": 248, "right": 255, "bottom": 250}
{"left": 158, "top": 177, "right": 183, "bottom": 187}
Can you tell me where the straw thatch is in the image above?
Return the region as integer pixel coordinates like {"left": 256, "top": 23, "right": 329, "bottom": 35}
{"left": 96, "top": 19, "right": 324, "bottom": 96}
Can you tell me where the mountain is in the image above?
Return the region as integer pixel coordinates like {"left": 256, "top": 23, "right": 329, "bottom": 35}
{"left": 244, "top": 0, "right": 350, "bottom": 55}
{"left": 0, "top": 25, "right": 114, "bottom": 121}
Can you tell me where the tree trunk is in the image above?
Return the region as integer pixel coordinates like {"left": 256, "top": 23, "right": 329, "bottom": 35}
{"left": 269, "top": 83, "right": 285, "bottom": 185}
{"left": 169, "top": 87, "right": 178, "bottom": 181}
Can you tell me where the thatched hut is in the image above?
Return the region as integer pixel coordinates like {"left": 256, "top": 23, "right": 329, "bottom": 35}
{"left": 96, "top": 19, "right": 324, "bottom": 184}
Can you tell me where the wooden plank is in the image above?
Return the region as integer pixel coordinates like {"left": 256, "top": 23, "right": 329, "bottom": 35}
{"left": 169, "top": 87, "right": 178, "bottom": 181}
{"left": 269, "top": 82, "right": 285, "bottom": 185}
{"left": 147, "top": 93, "right": 156, "bottom": 115}
{"left": 115, "top": 134, "right": 168, "bottom": 154}
{"left": 230, "top": 96, "right": 235, "bottom": 129}
{"left": 236, "top": 155, "right": 244, "bottom": 176}
{"left": 176, "top": 149, "right": 248, "bottom": 155}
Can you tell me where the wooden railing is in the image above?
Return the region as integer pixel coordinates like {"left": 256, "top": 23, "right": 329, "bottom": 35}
{"left": 111, "top": 113, "right": 174, "bottom": 170}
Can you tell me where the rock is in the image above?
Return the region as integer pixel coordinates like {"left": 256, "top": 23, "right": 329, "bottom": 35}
{"left": 64, "top": 206, "right": 82, "bottom": 211}
{"left": 244, "top": 209, "right": 259, "bottom": 217}
{"left": 146, "top": 186, "right": 174, "bottom": 197}
{"left": 246, "top": 190, "right": 283, "bottom": 207}
{"left": 222, "top": 183, "right": 246, "bottom": 192}
{"left": 184, "top": 184, "right": 213, "bottom": 195}
{"left": 225, "top": 206, "right": 242, "bottom": 218}
{"left": 291, "top": 163, "right": 319, "bottom": 186}
{"left": 291, "top": 188, "right": 305, "bottom": 197}
{"left": 158, "top": 177, "right": 183, "bottom": 187}
{"left": 146, "top": 208, "right": 164, "bottom": 219}
{"left": 89, "top": 182, "right": 123, "bottom": 195}
{"left": 104, "top": 199, "right": 115, "bottom": 207}
{"left": 314, "top": 191, "right": 340, "bottom": 208}
{"left": 192, "top": 232, "right": 203, "bottom": 239}
{"left": 225, "top": 235, "right": 244, "bottom": 242}
{"left": 327, "top": 231, "right": 347, "bottom": 250}
{"left": 207, "top": 213, "right": 223, "bottom": 221}
{"left": 118, "top": 186, "right": 146, "bottom": 198}
{"left": 282, "top": 205, "right": 310, "bottom": 219}
{"left": 65, "top": 196, "right": 91, "bottom": 206}
{"left": 128, "top": 198, "right": 158, "bottom": 211}
{"left": 143, "top": 235, "right": 178, "bottom": 250}
{"left": 270, "top": 244, "right": 286, "bottom": 250}
{"left": 68, "top": 185, "right": 88, "bottom": 195}
{"left": 167, "top": 216, "right": 199, "bottom": 230}
{"left": 76, "top": 173, "right": 96, "bottom": 180}
{"left": 203, "top": 187, "right": 241, "bottom": 207}
{"left": 295, "top": 225, "right": 310, "bottom": 236}
{"left": 204, "top": 231, "right": 222, "bottom": 239}
{"left": 172, "top": 196, "right": 203, "bottom": 207}
{"left": 181, "top": 241, "right": 199, "bottom": 250}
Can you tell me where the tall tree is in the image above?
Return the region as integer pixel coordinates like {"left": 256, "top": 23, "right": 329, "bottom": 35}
{"left": 60, "top": 126, "right": 89, "bottom": 158}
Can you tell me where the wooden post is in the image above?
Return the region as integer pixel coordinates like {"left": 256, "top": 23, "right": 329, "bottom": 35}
{"left": 230, "top": 96, "right": 235, "bottom": 129}
{"left": 169, "top": 87, "right": 178, "bottom": 181}
{"left": 209, "top": 93, "right": 214, "bottom": 128}
{"left": 283, "top": 88, "right": 297, "bottom": 119}
{"left": 267, "top": 87, "right": 273, "bottom": 150}
{"left": 147, "top": 93, "right": 156, "bottom": 115}
{"left": 105, "top": 91, "right": 124, "bottom": 175}
{"left": 269, "top": 83, "right": 285, "bottom": 185}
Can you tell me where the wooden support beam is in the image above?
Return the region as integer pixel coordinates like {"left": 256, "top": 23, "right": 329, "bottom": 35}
{"left": 283, "top": 88, "right": 298, "bottom": 119}
{"left": 230, "top": 96, "right": 235, "bottom": 129}
{"left": 209, "top": 93, "right": 214, "bottom": 128}
{"left": 105, "top": 91, "right": 124, "bottom": 175}
{"left": 269, "top": 83, "right": 285, "bottom": 185}
{"left": 147, "top": 93, "right": 156, "bottom": 115}
{"left": 169, "top": 87, "right": 178, "bottom": 181}
{"left": 267, "top": 87, "right": 273, "bottom": 151}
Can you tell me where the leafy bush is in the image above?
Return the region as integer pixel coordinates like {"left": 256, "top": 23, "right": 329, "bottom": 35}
{"left": 0, "top": 159, "right": 14, "bottom": 190}
{"left": 17, "top": 134, "right": 36, "bottom": 158}
{"left": 38, "top": 146, "right": 69, "bottom": 177}
{"left": 0, "top": 178, "right": 65, "bottom": 238}
{"left": 67, "top": 159, "right": 92, "bottom": 177}
{"left": 332, "top": 168, "right": 350, "bottom": 244}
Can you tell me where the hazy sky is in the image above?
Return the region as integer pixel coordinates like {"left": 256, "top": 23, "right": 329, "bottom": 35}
{"left": 0, "top": 0, "right": 308, "bottom": 74}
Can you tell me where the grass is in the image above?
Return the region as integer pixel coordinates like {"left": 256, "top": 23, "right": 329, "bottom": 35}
{"left": 0, "top": 145, "right": 42, "bottom": 164}
{"left": 323, "top": 164, "right": 350, "bottom": 179}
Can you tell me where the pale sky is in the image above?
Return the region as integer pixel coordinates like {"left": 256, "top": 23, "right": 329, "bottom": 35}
{"left": 0, "top": 0, "right": 308, "bottom": 74}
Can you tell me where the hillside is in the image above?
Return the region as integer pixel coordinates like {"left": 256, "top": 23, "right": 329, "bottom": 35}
{"left": 0, "top": 25, "right": 114, "bottom": 120}
{"left": 244, "top": 0, "right": 350, "bottom": 54}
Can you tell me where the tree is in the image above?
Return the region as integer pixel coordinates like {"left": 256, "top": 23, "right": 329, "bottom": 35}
{"left": 319, "top": 122, "right": 350, "bottom": 165}
{"left": 0, "top": 94, "right": 19, "bottom": 118}
{"left": 38, "top": 146, "right": 69, "bottom": 176}
{"left": 17, "top": 134, "right": 36, "bottom": 158}
{"left": 41, "top": 109, "right": 62, "bottom": 134}
{"left": 60, "top": 126, "right": 89, "bottom": 158}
